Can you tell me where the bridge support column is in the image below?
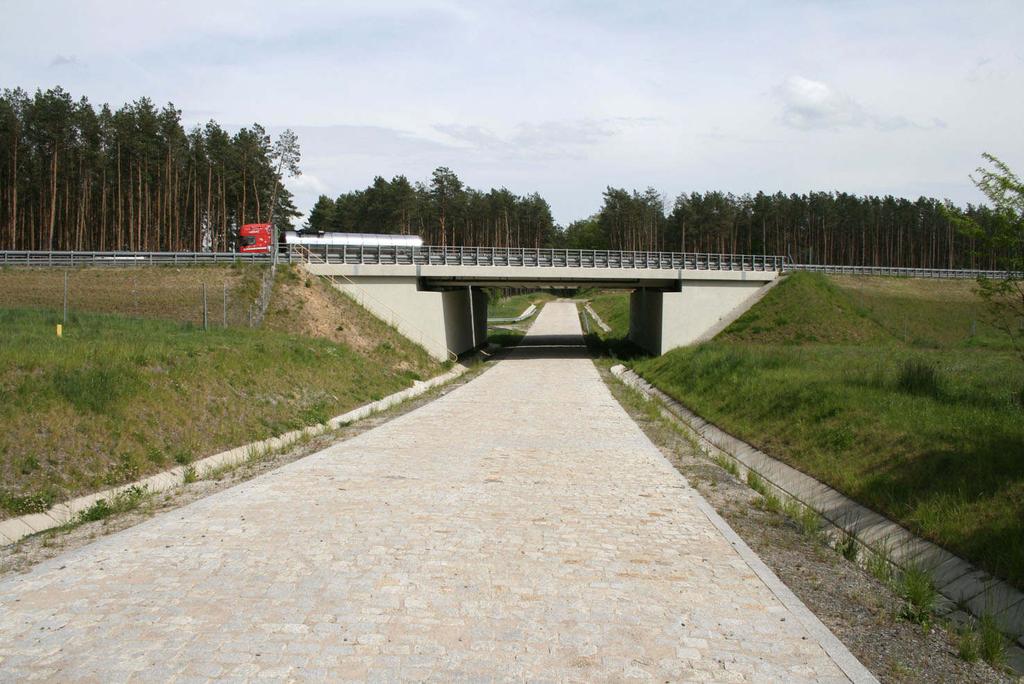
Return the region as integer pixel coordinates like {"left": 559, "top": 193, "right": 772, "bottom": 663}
{"left": 328, "top": 277, "right": 487, "bottom": 361}
{"left": 629, "top": 279, "right": 774, "bottom": 355}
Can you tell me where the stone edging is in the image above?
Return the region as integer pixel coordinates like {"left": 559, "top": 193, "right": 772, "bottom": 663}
{"left": 582, "top": 303, "right": 612, "bottom": 333}
{"left": 610, "top": 365, "right": 1024, "bottom": 656}
{"left": 689, "top": 478, "right": 879, "bottom": 683}
{"left": 0, "top": 364, "right": 469, "bottom": 547}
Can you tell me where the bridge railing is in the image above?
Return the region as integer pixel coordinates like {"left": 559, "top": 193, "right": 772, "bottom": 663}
{"left": 299, "top": 245, "right": 788, "bottom": 271}
{"left": 0, "top": 250, "right": 273, "bottom": 267}
{"left": 2, "top": 249, "right": 1016, "bottom": 280}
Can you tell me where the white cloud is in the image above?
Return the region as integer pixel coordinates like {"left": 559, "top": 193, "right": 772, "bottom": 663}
{"left": 48, "top": 54, "right": 79, "bottom": 68}
{"left": 286, "top": 172, "right": 327, "bottom": 195}
{"left": 774, "top": 76, "right": 868, "bottom": 130}
{"left": 433, "top": 119, "right": 647, "bottom": 160}
{"left": 774, "top": 76, "right": 947, "bottom": 133}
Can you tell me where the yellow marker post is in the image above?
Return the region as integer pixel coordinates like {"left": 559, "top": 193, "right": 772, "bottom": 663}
{"left": 56, "top": 324, "right": 62, "bottom": 338}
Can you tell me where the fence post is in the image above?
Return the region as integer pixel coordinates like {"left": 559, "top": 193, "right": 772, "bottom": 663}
{"left": 203, "top": 283, "right": 208, "bottom": 331}
{"left": 223, "top": 282, "right": 228, "bottom": 327}
{"left": 63, "top": 271, "right": 68, "bottom": 324}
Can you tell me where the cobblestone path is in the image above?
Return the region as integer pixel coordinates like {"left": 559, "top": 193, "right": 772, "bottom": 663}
{"left": 0, "top": 302, "right": 873, "bottom": 682}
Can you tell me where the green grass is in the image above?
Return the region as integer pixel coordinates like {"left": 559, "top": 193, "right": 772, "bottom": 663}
{"left": 586, "top": 292, "right": 631, "bottom": 338}
{"left": 487, "top": 290, "right": 555, "bottom": 319}
{"left": 0, "top": 306, "right": 437, "bottom": 516}
{"left": 958, "top": 614, "right": 1007, "bottom": 666}
{"left": 75, "top": 485, "right": 149, "bottom": 523}
{"left": 978, "top": 614, "right": 1007, "bottom": 666}
{"left": 958, "top": 624, "right": 982, "bottom": 663}
{"left": 836, "top": 533, "right": 859, "bottom": 563}
{"left": 487, "top": 329, "right": 526, "bottom": 347}
{"left": 579, "top": 292, "right": 646, "bottom": 360}
{"left": 713, "top": 453, "right": 740, "bottom": 478}
{"left": 896, "top": 564, "right": 938, "bottom": 624}
{"left": 631, "top": 272, "right": 1024, "bottom": 588}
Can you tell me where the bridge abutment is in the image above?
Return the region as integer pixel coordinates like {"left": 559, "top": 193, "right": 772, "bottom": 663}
{"left": 326, "top": 276, "right": 487, "bottom": 360}
{"left": 628, "top": 279, "right": 775, "bottom": 354}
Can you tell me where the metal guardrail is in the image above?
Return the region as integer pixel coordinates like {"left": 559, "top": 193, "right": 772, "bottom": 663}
{"left": 297, "top": 245, "right": 787, "bottom": 271}
{"left": 0, "top": 251, "right": 274, "bottom": 267}
{"left": 787, "top": 264, "right": 1010, "bottom": 279}
{"left": 0, "top": 247, "right": 784, "bottom": 271}
{"left": 0, "top": 249, "right": 1012, "bottom": 280}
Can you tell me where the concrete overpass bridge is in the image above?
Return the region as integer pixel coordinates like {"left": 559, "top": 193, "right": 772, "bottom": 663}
{"left": 3, "top": 246, "right": 1003, "bottom": 360}
{"left": 296, "top": 245, "right": 785, "bottom": 360}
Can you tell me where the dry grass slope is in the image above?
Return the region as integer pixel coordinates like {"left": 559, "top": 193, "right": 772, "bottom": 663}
{"left": 0, "top": 265, "right": 265, "bottom": 326}
{"left": 261, "top": 265, "right": 437, "bottom": 375}
{"left": 0, "top": 265, "right": 440, "bottom": 517}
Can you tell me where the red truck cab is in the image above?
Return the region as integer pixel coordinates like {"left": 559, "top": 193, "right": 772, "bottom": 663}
{"left": 238, "top": 223, "right": 273, "bottom": 253}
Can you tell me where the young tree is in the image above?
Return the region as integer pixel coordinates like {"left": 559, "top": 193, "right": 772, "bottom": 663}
{"left": 267, "top": 128, "right": 301, "bottom": 223}
{"left": 955, "top": 154, "right": 1024, "bottom": 370}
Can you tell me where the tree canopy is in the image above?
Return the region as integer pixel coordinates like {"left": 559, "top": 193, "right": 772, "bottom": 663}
{"left": 307, "top": 171, "right": 1007, "bottom": 270}
{"left": 0, "top": 86, "right": 299, "bottom": 252}
{"left": 0, "top": 85, "right": 1011, "bottom": 271}
{"left": 562, "top": 187, "right": 1007, "bottom": 270}
{"left": 305, "top": 169, "right": 557, "bottom": 248}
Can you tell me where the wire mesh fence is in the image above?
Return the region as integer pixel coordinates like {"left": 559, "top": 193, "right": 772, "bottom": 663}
{"left": 0, "top": 265, "right": 271, "bottom": 329}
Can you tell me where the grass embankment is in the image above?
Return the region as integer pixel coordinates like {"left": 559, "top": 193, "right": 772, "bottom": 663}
{"left": 585, "top": 291, "right": 631, "bottom": 337}
{"left": 0, "top": 266, "right": 439, "bottom": 518}
{"left": 486, "top": 290, "right": 556, "bottom": 348}
{"left": 487, "top": 290, "right": 555, "bottom": 319}
{"left": 630, "top": 273, "right": 1024, "bottom": 587}
{"left": 0, "top": 265, "right": 265, "bottom": 326}
{"left": 262, "top": 266, "right": 436, "bottom": 374}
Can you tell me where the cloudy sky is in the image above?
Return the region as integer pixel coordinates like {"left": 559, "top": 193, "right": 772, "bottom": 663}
{"left": 2, "top": 0, "right": 1022, "bottom": 224}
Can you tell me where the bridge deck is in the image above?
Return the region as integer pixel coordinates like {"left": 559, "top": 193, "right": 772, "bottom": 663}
{"left": 0, "top": 302, "right": 871, "bottom": 681}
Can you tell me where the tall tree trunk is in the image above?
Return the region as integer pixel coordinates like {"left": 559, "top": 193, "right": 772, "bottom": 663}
{"left": 47, "top": 146, "right": 58, "bottom": 249}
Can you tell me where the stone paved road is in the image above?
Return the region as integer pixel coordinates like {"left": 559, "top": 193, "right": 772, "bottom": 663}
{"left": 0, "top": 302, "right": 874, "bottom": 682}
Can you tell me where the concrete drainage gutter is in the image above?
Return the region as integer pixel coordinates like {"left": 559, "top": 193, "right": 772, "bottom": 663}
{"left": 487, "top": 303, "right": 537, "bottom": 324}
{"left": 610, "top": 364, "right": 1024, "bottom": 663}
{"left": 582, "top": 303, "right": 612, "bottom": 333}
{"left": 0, "top": 363, "right": 470, "bottom": 547}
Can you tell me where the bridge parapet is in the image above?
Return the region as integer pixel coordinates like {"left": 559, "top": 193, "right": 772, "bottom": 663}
{"left": 294, "top": 245, "right": 786, "bottom": 272}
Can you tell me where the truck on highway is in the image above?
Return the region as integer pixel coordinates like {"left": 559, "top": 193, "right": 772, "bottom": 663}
{"left": 237, "top": 224, "right": 423, "bottom": 254}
